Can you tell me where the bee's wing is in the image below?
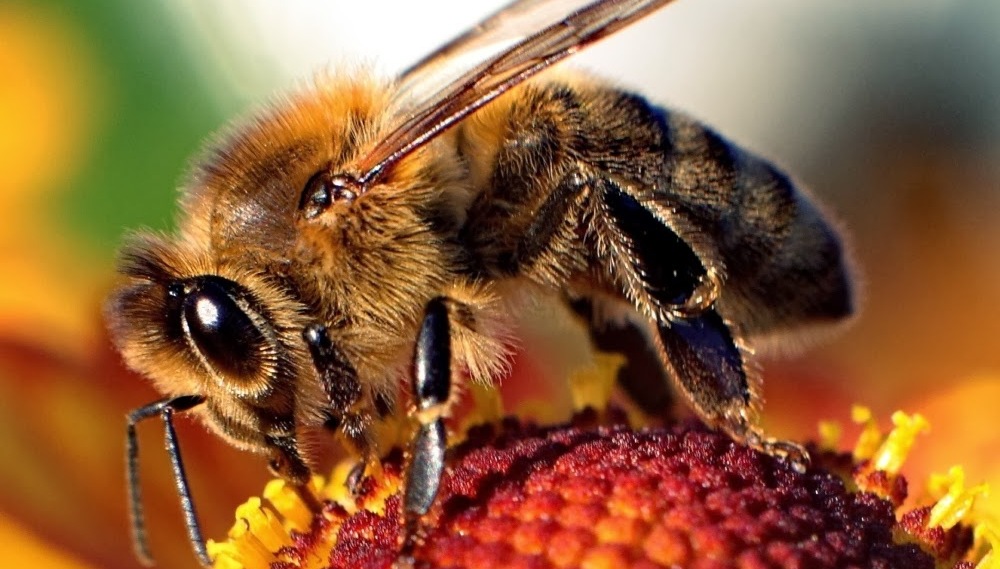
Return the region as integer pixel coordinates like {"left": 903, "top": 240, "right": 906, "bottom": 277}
{"left": 355, "top": 0, "right": 674, "bottom": 184}
{"left": 395, "top": 0, "right": 603, "bottom": 102}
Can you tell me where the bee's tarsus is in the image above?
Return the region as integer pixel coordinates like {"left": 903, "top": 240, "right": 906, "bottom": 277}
{"left": 126, "top": 394, "right": 209, "bottom": 567}
{"left": 404, "top": 421, "right": 447, "bottom": 517}
{"left": 656, "top": 308, "right": 750, "bottom": 419}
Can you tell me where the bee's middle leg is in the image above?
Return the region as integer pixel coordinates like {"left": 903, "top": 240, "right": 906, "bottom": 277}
{"left": 400, "top": 296, "right": 452, "bottom": 557}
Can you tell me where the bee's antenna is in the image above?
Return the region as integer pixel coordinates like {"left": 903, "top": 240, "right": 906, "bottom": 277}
{"left": 126, "top": 394, "right": 209, "bottom": 567}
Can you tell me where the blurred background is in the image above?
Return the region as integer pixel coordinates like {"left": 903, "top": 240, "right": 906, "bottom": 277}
{"left": 1, "top": 1, "right": 998, "bottom": 567}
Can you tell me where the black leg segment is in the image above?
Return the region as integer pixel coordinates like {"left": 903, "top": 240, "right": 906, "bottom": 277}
{"left": 304, "top": 322, "right": 377, "bottom": 467}
{"left": 412, "top": 297, "right": 451, "bottom": 411}
{"left": 603, "top": 180, "right": 707, "bottom": 307}
{"left": 126, "top": 394, "right": 208, "bottom": 567}
{"left": 303, "top": 323, "right": 362, "bottom": 415}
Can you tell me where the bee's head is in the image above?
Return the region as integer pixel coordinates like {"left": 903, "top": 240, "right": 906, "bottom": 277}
{"left": 104, "top": 71, "right": 469, "bottom": 444}
{"left": 104, "top": 234, "right": 313, "bottom": 428}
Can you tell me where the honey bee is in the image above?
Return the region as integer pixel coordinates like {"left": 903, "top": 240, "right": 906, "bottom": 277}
{"left": 106, "top": 0, "right": 854, "bottom": 565}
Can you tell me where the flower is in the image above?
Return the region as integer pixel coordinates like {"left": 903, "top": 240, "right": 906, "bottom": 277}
{"left": 208, "top": 406, "right": 993, "bottom": 569}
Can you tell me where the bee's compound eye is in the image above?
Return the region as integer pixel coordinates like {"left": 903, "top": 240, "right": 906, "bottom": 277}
{"left": 299, "top": 170, "right": 358, "bottom": 219}
{"left": 183, "top": 277, "right": 265, "bottom": 380}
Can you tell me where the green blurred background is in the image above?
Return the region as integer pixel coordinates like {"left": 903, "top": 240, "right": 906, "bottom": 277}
{"left": 1, "top": 1, "right": 998, "bottom": 568}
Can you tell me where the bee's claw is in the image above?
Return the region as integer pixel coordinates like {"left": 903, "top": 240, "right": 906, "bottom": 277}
{"left": 766, "top": 439, "right": 811, "bottom": 473}
{"left": 346, "top": 460, "right": 367, "bottom": 496}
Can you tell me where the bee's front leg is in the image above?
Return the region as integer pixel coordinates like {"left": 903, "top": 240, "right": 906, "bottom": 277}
{"left": 303, "top": 323, "right": 377, "bottom": 495}
{"left": 399, "top": 296, "right": 452, "bottom": 559}
{"left": 126, "top": 395, "right": 213, "bottom": 566}
{"left": 265, "top": 433, "right": 324, "bottom": 513}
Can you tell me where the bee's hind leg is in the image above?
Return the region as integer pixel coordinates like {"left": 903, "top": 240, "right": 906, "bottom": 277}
{"left": 399, "top": 296, "right": 452, "bottom": 560}
{"left": 593, "top": 180, "right": 810, "bottom": 469}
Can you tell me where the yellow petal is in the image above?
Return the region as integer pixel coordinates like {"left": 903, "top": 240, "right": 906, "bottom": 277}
{"left": 974, "top": 524, "right": 999, "bottom": 569}
{"left": 928, "top": 466, "right": 989, "bottom": 529}
{"left": 871, "top": 411, "right": 929, "bottom": 475}
{"left": 851, "top": 405, "right": 882, "bottom": 461}
{"left": 569, "top": 352, "right": 625, "bottom": 413}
